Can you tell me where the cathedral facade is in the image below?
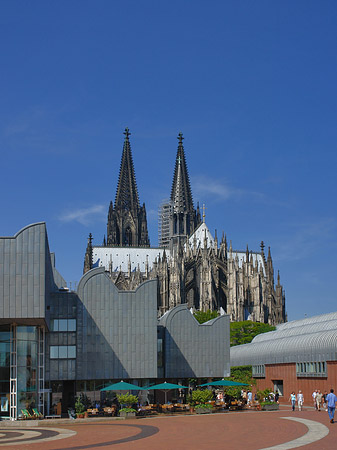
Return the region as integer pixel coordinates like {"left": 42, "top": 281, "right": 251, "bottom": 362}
{"left": 84, "top": 129, "right": 286, "bottom": 325}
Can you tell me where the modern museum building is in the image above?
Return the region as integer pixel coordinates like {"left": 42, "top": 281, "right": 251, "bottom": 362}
{"left": 0, "top": 222, "right": 229, "bottom": 420}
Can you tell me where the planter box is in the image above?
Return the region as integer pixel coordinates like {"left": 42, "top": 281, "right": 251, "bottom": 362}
{"left": 261, "top": 403, "right": 279, "bottom": 411}
{"left": 119, "top": 411, "right": 136, "bottom": 418}
{"left": 196, "top": 408, "right": 212, "bottom": 414}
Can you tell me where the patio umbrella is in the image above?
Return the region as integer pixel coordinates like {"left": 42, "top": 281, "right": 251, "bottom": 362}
{"left": 143, "top": 381, "right": 189, "bottom": 404}
{"left": 100, "top": 380, "right": 144, "bottom": 391}
{"left": 199, "top": 380, "right": 249, "bottom": 387}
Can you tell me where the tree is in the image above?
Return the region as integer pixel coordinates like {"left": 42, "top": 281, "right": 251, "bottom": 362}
{"left": 230, "top": 321, "right": 275, "bottom": 347}
{"left": 225, "top": 365, "right": 256, "bottom": 399}
{"left": 193, "top": 310, "right": 219, "bottom": 324}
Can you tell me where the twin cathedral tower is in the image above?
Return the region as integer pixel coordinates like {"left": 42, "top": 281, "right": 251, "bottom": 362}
{"left": 84, "top": 128, "right": 286, "bottom": 325}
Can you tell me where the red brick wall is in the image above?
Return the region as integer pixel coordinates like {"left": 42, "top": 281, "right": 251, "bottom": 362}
{"left": 252, "top": 362, "right": 337, "bottom": 406}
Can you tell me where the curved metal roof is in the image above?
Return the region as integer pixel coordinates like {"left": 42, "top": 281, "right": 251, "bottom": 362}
{"left": 253, "top": 314, "right": 337, "bottom": 343}
{"left": 231, "top": 311, "right": 337, "bottom": 367}
{"left": 276, "top": 312, "right": 337, "bottom": 331}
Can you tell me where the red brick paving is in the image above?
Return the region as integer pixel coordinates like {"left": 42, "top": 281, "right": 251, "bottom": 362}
{"left": 2, "top": 408, "right": 337, "bottom": 450}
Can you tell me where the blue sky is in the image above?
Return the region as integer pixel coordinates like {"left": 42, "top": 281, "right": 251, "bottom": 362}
{"left": 1, "top": 1, "right": 336, "bottom": 321}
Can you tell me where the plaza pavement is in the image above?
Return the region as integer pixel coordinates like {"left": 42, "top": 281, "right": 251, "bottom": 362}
{"left": 0, "top": 406, "right": 336, "bottom": 450}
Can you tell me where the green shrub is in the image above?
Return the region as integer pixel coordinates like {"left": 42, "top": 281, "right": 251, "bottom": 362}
{"left": 191, "top": 389, "right": 213, "bottom": 405}
{"left": 117, "top": 393, "right": 138, "bottom": 407}
{"left": 256, "top": 389, "right": 272, "bottom": 403}
{"left": 260, "top": 401, "right": 274, "bottom": 406}
{"left": 75, "top": 397, "right": 85, "bottom": 414}
{"left": 119, "top": 407, "right": 137, "bottom": 413}
{"left": 195, "top": 403, "right": 213, "bottom": 410}
{"left": 194, "top": 310, "right": 220, "bottom": 324}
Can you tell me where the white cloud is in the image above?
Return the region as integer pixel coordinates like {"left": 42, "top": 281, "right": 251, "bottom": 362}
{"left": 191, "top": 175, "right": 264, "bottom": 202}
{"left": 58, "top": 204, "right": 106, "bottom": 226}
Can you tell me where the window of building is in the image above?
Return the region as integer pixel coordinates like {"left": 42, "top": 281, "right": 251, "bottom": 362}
{"left": 252, "top": 365, "right": 265, "bottom": 378}
{"left": 273, "top": 380, "right": 283, "bottom": 396}
{"left": 50, "top": 319, "right": 76, "bottom": 332}
{"left": 50, "top": 346, "right": 76, "bottom": 359}
{"left": 157, "top": 339, "right": 163, "bottom": 368}
{"left": 296, "top": 361, "right": 327, "bottom": 377}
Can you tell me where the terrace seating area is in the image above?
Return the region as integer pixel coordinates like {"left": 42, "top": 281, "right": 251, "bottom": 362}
{"left": 19, "top": 408, "right": 44, "bottom": 420}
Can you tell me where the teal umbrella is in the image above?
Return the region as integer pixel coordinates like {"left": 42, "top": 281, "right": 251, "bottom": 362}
{"left": 101, "top": 380, "right": 144, "bottom": 391}
{"left": 143, "top": 381, "right": 189, "bottom": 404}
{"left": 199, "top": 380, "right": 249, "bottom": 387}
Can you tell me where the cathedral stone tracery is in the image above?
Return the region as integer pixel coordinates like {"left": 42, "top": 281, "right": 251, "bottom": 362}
{"left": 84, "top": 129, "right": 286, "bottom": 325}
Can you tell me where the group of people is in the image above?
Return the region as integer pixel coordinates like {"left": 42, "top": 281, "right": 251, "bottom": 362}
{"left": 289, "top": 391, "right": 304, "bottom": 411}
{"left": 289, "top": 388, "right": 337, "bottom": 423}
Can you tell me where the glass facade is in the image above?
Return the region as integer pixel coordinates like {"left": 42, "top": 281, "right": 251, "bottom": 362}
{"left": 0, "top": 325, "right": 10, "bottom": 418}
{"left": 50, "top": 346, "right": 76, "bottom": 359}
{"left": 50, "top": 319, "right": 76, "bottom": 332}
{"left": 17, "top": 326, "right": 39, "bottom": 415}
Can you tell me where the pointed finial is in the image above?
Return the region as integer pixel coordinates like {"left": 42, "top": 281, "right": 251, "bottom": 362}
{"left": 178, "top": 132, "right": 184, "bottom": 144}
{"left": 260, "top": 241, "right": 265, "bottom": 253}
{"left": 277, "top": 270, "right": 280, "bottom": 285}
{"left": 202, "top": 204, "right": 206, "bottom": 223}
{"left": 124, "top": 127, "right": 131, "bottom": 140}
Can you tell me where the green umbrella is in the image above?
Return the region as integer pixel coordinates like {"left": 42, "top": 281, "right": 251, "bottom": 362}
{"left": 101, "top": 380, "right": 144, "bottom": 391}
{"left": 143, "top": 381, "right": 189, "bottom": 404}
{"left": 199, "top": 380, "right": 249, "bottom": 387}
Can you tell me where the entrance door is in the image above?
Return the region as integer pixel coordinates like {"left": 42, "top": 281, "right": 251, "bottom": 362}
{"left": 62, "top": 381, "right": 76, "bottom": 414}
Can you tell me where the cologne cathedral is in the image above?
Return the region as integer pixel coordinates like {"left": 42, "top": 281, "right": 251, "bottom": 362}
{"left": 84, "top": 129, "right": 286, "bottom": 325}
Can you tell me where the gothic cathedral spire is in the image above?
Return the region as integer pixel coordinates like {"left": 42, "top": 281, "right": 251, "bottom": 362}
{"left": 169, "top": 133, "right": 200, "bottom": 249}
{"left": 114, "top": 128, "right": 140, "bottom": 212}
{"left": 106, "top": 128, "right": 150, "bottom": 247}
{"left": 171, "top": 132, "right": 194, "bottom": 214}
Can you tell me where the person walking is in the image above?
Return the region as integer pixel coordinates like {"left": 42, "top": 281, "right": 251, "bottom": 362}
{"left": 326, "top": 389, "right": 337, "bottom": 423}
{"left": 316, "top": 390, "right": 323, "bottom": 411}
{"left": 312, "top": 390, "right": 318, "bottom": 410}
{"left": 297, "top": 390, "right": 304, "bottom": 411}
{"left": 323, "top": 391, "right": 328, "bottom": 411}
{"left": 247, "top": 390, "right": 253, "bottom": 407}
{"left": 289, "top": 392, "right": 296, "bottom": 411}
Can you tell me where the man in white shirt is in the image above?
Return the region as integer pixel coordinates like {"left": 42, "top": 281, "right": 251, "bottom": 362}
{"left": 297, "top": 390, "right": 304, "bottom": 411}
{"left": 312, "top": 390, "right": 317, "bottom": 410}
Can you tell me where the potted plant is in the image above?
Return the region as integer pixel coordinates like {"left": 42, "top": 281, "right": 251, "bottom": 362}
{"left": 75, "top": 397, "right": 86, "bottom": 418}
{"left": 256, "top": 389, "right": 278, "bottom": 410}
{"left": 117, "top": 393, "right": 138, "bottom": 418}
{"left": 191, "top": 389, "right": 214, "bottom": 414}
{"left": 186, "top": 394, "right": 196, "bottom": 413}
{"left": 260, "top": 401, "right": 279, "bottom": 411}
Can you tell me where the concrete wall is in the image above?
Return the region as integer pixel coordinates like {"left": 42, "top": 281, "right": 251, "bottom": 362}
{"left": 76, "top": 268, "right": 157, "bottom": 380}
{"left": 159, "top": 305, "right": 230, "bottom": 378}
{"left": 0, "top": 223, "right": 54, "bottom": 324}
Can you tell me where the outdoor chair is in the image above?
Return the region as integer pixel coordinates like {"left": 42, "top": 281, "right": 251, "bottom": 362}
{"left": 103, "top": 406, "right": 116, "bottom": 416}
{"left": 32, "top": 408, "right": 43, "bottom": 419}
{"left": 21, "top": 409, "right": 34, "bottom": 419}
{"left": 161, "top": 404, "right": 174, "bottom": 413}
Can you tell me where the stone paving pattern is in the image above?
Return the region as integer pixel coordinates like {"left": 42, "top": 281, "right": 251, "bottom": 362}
{"left": 1, "top": 407, "right": 337, "bottom": 450}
